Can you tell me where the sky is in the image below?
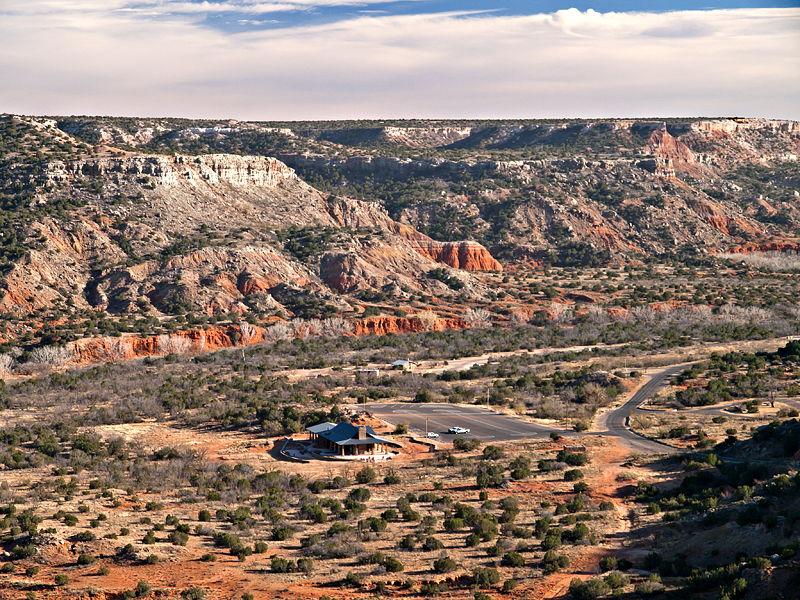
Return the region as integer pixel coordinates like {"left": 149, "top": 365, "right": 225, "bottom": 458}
{"left": 1, "top": 0, "right": 798, "bottom": 121}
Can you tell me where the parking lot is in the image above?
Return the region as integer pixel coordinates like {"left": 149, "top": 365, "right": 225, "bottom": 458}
{"left": 365, "top": 403, "right": 571, "bottom": 442}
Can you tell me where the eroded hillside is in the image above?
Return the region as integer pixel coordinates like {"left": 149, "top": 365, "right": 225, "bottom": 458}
{"left": 0, "top": 114, "right": 797, "bottom": 366}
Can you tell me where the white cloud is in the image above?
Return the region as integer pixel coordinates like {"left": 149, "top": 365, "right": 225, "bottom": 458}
{"left": 0, "top": 4, "right": 798, "bottom": 119}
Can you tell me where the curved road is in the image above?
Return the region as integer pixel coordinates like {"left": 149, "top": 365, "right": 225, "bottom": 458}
{"left": 597, "top": 364, "right": 689, "bottom": 454}
{"left": 366, "top": 364, "right": 692, "bottom": 454}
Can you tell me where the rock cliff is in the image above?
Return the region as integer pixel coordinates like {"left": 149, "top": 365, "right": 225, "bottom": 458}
{"left": 408, "top": 241, "right": 503, "bottom": 271}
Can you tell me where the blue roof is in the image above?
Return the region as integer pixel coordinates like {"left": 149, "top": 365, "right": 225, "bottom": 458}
{"left": 312, "top": 422, "right": 395, "bottom": 446}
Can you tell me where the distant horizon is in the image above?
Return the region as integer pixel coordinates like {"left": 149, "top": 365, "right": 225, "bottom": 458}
{"left": 2, "top": 3, "right": 798, "bottom": 121}
{"left": 6, "top": 114, "right": 799, "bottom": 124}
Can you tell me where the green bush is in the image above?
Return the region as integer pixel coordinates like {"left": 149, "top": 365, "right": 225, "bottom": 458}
{"left": 502, "top": 552, "right": 525, "bottom": 567}
{"left": 472, "top": 566, "right": 500, "bottom": 586}
{"left": 433, "top": 556, "right": 458, "bottom": 573}
{"left": 182, "top": 587, "right": 206, "bottom": 600}
{"left": 569, "top": 577, "right": 610, "bottom": 599}
{"left": 349, "top": 488, "right": 371, "bottom": 502}
{"left": 135, "top": 581, "right": 151, "bottom": 597}
{"left": 54, "top": 574, "right": 69, "bottom": 586}
{"left": 599, "top": 556, "right": 617, "bottom": 572}
{"left": 383, "top": 556, "right": 404, "bottom": 572}
{"left": 356, "top": 466, "right": 377, "bottom": 484}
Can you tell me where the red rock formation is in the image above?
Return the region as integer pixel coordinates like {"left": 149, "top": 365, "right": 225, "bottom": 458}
{"left": 352, "top": 316, "right": 468, "bottom": 336}
{"left": 647, "top": 130, "right": 694, "bottom": 163}
{"left": 408, "top": 241, "right": 502, "bottom": 271}
{"left": 726, "top": 241, "right": 800, "bottom": 254}
{"left": 70, "top": 325, "right": 268, "bottom": 364}
{"left": 236, "top": 272, "right": 281, "bottom": 295}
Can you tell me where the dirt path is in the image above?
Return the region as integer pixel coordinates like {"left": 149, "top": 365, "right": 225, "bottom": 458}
{"left": 533, "top": 441, "right": 636, "bottom": 599}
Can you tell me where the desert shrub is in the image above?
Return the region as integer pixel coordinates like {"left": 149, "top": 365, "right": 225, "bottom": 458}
{"left": 135, "top": 581, "right": 151, "bottom": 597}
{"left": 604, "top": 573, "right": 629, "bottom": 588}
{"left": 182, "top": 587, "right": 206, "bottom": 600}
{"left": 465, "top": 533, "right": 480, "bottom": 547}
{"left": 502, "top": 552, "right": 525, "bottom": 567}
{"left": 472, "top": 566, "right": 501, "bottom": 586}
{"left": 26, "top": 566, "right": 40, "bottom": 577}
{"left": 254, "top": 541, "right": 269, "bottom": 554}
{"left": 301, "top": 504, "right": 328, "bottom": 524}
{"left": 1, "top": 563, "right": 16, "bottom": 573}
{"left": 77, "top": 553, "right": 96, "bottom": 565}
{"left": 543, "top": 550, "right": 569, "bottom": 572}
{"left": 383, "top": 556, "right": 404, "bottom": 572}
{"left": 198, "top": 510, "right": 211, "bottom": 521}
{"left": 486, "top": 544, "right": 503, "bottom": 557}
{"left": 569, "top": 577, "right": 610, "bottom": 599}
{"left": 271, "top": 556, "right": 294, "bottom": 573}
{"left": 420, "top": 582, "right": 448, "bottom": 596}
{"left": 54, "top": 573, "right": 69, "bottom": 585}
{"left": 384, "top": 471, "right": 401, "bottom": 485}
{"left": 599, "top": 556, "right": 618, "bottom": 572}
{"left": 11, "top": 544, "right": 36, "bottom": 560}
{"left": 201, "top": 553, "right": 217, "bottom": 562}
{"left": 307, "top": 480, "right": 326, "bottom": 494}
{"left": 433, "top": 556, "right": 458, "bottom": 573}
{"left": 356, "top": 466, "right": 377, "bottom": 484}
{"left": 503, "top": 579, "right": 518, "bottom": 592}
{"left": 272, "top": 526, "right": 295, "bottom": 541}
{"left": 145, "top": 554, "right": 159, "bottom": 564}
{"left": 169, "top": 531, "right": 189, "bottom": 546}
{"left": 381, "top": 509, "right": 398, "bottom": 521}
{"left": 423, "top": 536, "right": 444, "bottom": 551}
{"left": 399, "top": 535, "right": 416, "bottom": 550}
{"left": 444, "top": 517, "right": 464, "bottom": 532}
{"left": 542, "top": 535, "right": 562, "bottom": 550}
{"left": 564, "top": 469, "right": 584, "bottom": 481}
{"left": 344, "top": 571, "right": 362, "bottom": 586}
{"left": 634, "top": 580, "right": 665, "bottom": 595}
{"left": 297, "top": 557, "right": 314, "bottom": 574}
{"left": 349, "top": 488, "right": 371, "bottom": 502}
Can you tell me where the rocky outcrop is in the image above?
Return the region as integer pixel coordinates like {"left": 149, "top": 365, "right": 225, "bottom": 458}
{"left": 726, "top": 242, "right": 800, "bottom": 254}
{"left": 684, "top": 198, "right": 761, "bottom": 237}
{"left": 303, "top": 126, "right": 472, "bottom": 148}
{"left": 647, "top": 130, "right": 695, "bottom": 164}
{"left": 58, "top": 154, "right": 297, "bottom": 188}
{"left": 408, "top": 241, "right": 502, "bottom": 271}
{"left": 352, "top": 316, "right": 468, "bottom": 336}
{"left": 70, "top": 325, "right": 265, "bottom": 363}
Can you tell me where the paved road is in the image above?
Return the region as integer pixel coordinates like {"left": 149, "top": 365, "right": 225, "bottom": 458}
{"left": 368, "top": 364, "right": 692, "bottom": 454}
{"left": 365, "top": 403, "right": 576, "bottom": 443}
{"left": 598, "top": 364, "right": 691, "bottom": 454}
